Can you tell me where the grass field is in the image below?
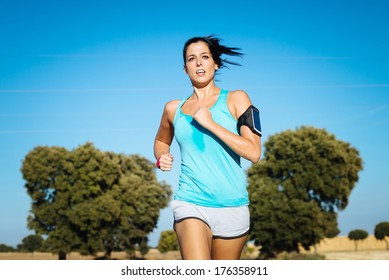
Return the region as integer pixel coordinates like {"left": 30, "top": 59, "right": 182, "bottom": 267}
{"left": 0, "top": 249, "right": 388, "bottom": 260}
{"left": 1, "top": 235, "right": 388, "bottom": 260}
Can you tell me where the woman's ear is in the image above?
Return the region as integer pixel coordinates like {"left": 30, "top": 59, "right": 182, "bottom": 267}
{"left": 183, "top": 65, "right": 188, "bottom": 74}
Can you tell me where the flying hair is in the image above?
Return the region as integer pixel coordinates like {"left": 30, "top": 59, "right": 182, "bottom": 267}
{"left": 183, "top": 34, "right": 244, "bottom": 69}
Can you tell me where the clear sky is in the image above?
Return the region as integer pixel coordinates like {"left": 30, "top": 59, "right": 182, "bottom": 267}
{"left": 0, "top": 0, "right": 388, "bottom": 248}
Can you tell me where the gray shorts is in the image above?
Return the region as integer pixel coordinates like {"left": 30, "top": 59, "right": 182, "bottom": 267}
{"left": 172, "top": 200, "right": 250, "bottom": 239}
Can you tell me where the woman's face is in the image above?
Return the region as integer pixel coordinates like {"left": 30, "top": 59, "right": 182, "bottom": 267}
{"left": 184, "top": 41, "right": 218, "bottom": 85}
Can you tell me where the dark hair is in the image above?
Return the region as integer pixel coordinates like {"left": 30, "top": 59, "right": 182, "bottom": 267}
{"left": 183, "top": 35, "right": 243, "bottom": 69}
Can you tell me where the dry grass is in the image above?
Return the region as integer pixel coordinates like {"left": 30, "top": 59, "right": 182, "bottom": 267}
{"left": 324, "top": 250, "right": 389, "bottom": 260}
{"left": 1, "top": 235, "right": 388, "bottom": 260}
{"left": 305, "top": 235, "right": 387, "bottom": 252}
{"left": 1, "top": 249, "right": 388, "bottom": 260}
{"left": 0, "top": 250, "right": 181, "bottom": 260}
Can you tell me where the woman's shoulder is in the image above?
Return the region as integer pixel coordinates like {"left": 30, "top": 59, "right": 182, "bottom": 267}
{"left": 226, "top": 89, "right": 252, "bottom": 118}
{"left": 163, "top": 99, "right": 182, "bottom": 121}
{"left": 228, "top": 89, "right": 250, "bottom": 100}
{"left": 227, "top": 89, "right": 252, "bottom": 105}
{"left": 164, "top": 99, "right": 181, "bottom": 112}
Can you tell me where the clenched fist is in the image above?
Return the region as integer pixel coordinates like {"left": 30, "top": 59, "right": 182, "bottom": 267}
{"left": 157, "top": 153, "right": 174, "bottom": 172}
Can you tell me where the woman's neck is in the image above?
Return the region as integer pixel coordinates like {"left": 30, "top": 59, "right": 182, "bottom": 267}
{"left": 191, "top": 84, "right": 220, "bottom": 101}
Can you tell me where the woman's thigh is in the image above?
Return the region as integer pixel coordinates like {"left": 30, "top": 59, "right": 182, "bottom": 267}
{"left": 175, "top": 218, "right": 213, "bottom": 260}
{"left": 211, "top": 235, "right": 248, "bottom": 260}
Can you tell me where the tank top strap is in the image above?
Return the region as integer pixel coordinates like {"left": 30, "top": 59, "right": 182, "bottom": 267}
{"left": 212, "top": 89, "right": 230, "bottom": 113}
{"left": 215, "top": 88, "right": 228, "bottom": 105}
{"left": 173, "top": 97, "right": 189, "bottom": 125}
{"left": 219, "top": 88, "right": 228, "bottom": 100}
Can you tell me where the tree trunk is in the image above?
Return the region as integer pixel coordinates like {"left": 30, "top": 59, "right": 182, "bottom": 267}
{"left": 354, "top": 241, "right": 358, "bottom": 251}
{"left": 105, "top": 249, "right": 112, "bottom": 260}
{"left": 129, "top": 251, "right": 136, "bottom": 259}
{"left": 58, "top": 251, "right": 67, "bottom": 260}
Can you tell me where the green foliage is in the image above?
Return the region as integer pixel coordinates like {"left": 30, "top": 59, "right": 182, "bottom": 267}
{"left": 21, "top": 142, "right": 172, "bottom": 259}
{"left": 17, "top": 234, "right": 44, "bottom": 252}
{"left": 157, "top": 230, "right": 179, "bottom": 253}
{"left": 374, "top": 222, "right": 389, "bottom": 250}
{"left": 248, "top": 126, "right": 363, "bottom": 259}
{"left": 0, "top": 243, "right": 16, "bottom": 252}
{"left": 348, "top": 229, "right": 369, "bottom": 240}
{"left": 348, "top": 229, "right": 368, "bottom": 251}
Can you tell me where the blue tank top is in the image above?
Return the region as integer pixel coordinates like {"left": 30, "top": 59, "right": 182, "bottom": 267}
{"left": 173, "top": 89, "right": 249, "bottom": 207}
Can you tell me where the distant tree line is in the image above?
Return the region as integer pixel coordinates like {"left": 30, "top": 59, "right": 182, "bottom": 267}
{"left": 347, "top": 223, "right": 389, "bottom": 252}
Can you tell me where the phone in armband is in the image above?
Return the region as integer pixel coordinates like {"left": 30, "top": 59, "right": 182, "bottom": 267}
{"left": 237, "top": 105, "right": 262, "bottom": 137}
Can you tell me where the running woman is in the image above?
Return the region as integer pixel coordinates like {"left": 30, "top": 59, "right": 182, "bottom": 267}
{"left": 154, "top": 35, "right": 261, "bottom": 260}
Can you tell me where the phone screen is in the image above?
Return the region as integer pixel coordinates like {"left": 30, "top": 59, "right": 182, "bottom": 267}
{"left": 251, "top": 106, "right": 262, "bottom": 136}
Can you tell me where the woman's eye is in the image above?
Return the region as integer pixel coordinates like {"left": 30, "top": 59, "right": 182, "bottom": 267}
{"left": 202, "top": 55, "right": 209, "bottom": 59}
{"left": 188, "top": 57, "right": 195, "bottom": 62}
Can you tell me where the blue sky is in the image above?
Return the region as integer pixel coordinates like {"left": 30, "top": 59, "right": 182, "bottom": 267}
{"left": 0, "top": 0, "right": 388, "bottom": 248}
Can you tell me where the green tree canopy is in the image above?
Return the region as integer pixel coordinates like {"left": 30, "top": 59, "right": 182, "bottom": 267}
{"left": 0, "top": 244, "right": 16, "bottom": 252}
{"left": 21, "top": 143, "right": 171, "bottom": 259}
{"left": 17, "top": 234, "right": 45, "bottom": 252}
{"left": 157, "top": 230, "right": 179, "bottom": 253}
{"left": 374, "top": 222, "right": 389, "bottom": 250}
{"left": 348, "top": 229, "right": 368, "bottom": 251}
{"left": 248, "top": 126, "right": 363, "bottom": 259}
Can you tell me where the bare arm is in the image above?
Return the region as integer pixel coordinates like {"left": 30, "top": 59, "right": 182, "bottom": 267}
{"left": 192, "top": 90, "right": 261, "bottom": 163}
{"left": 153, "top": 100, "right": 179, "bottom": 171}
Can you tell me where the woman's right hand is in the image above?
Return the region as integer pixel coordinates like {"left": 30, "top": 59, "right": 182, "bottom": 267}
{"left": 157, "top": 153, "right": 174, "bottom": 172}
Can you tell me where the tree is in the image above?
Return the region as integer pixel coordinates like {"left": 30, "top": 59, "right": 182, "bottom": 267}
{"left": 158, "top": 230, "right": 179, "bottom": 253}
{"left": 17, "top": 234, "right": 44, "bottom": 252}
{"left": 0, "top": 244, "right": 16, "bottom": 252}
{"left": 67, "top": 150, "right": 171, "bottom": 259}
{"left": 348, "top": 229, "right": 368, "bottom": 251}
{"left": 248, "top": 126, "right": 363, "bottom": 259}
{"left": 21, "top": 145, "right": 76, "bottom": 259}
{"left": 21, "top": 143, "right": 171, "bottom": 259}
{"left": 374, "top": 222, "right": 389, "bottom": 250}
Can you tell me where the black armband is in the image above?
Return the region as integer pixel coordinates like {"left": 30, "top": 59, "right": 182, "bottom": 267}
{"left": 237, "top": 105, "right": 262, "bottom": 137}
